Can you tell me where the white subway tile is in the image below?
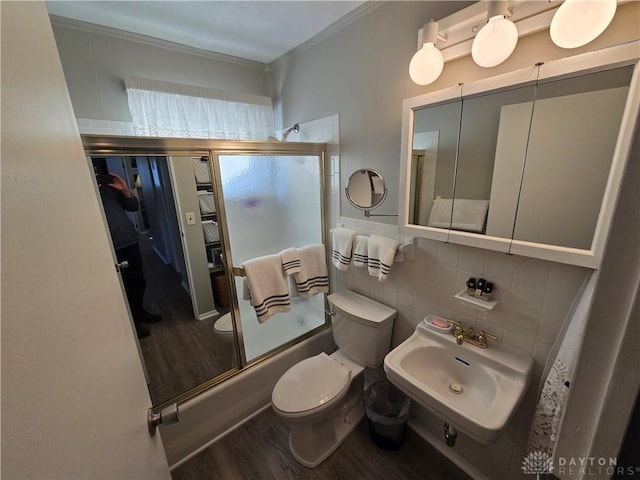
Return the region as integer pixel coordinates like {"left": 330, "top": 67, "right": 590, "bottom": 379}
{"left": 510, "top": 284, "right": 545, "bottom": 317}
{"left": 460, "top": 246, "right": 486, "bottom": 275}
{"left": 513, "top": 256, "right": 551, "bottom": 292}
{"left": 437, "top": 242, "right": 461, "bottom": 269}
{"left": 484, "top": 250, "right": 516, "bottom": 282}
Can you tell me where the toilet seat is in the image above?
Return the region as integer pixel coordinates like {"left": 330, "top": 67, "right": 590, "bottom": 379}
{"left": 272, "top": 353, "right": 351, "bottom": 416}
{"left": 214, "top": 313, "right": 232, "bottom": 335}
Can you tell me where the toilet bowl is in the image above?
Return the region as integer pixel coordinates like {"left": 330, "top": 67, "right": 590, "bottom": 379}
{"left": 272, "top": 351, "right": 365, "bottom": 467}
{"left": 271, "top": 290, "right": 396, "bottom": 468}
{"left": 213, "top": 313, "right": 234, "bottom": 343}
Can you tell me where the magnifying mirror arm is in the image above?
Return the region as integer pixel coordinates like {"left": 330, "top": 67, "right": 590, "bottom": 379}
{"left": 364, "top": 210, "right": 398, "bottom": 218}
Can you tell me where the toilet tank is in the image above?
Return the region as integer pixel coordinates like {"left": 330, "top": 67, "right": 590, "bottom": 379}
{"left": 327, "top": 290, "right": 396, "bottom": 368}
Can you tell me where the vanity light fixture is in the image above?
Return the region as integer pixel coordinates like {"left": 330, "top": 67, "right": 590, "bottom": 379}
{"left": 409, "top": 20, "right": 445, "bottom": 86}
{"left": 550, "top": 0, "right": 617, "bottom": 49}
{"left": 471, "top": 1, "right": 518, "bottom": 68}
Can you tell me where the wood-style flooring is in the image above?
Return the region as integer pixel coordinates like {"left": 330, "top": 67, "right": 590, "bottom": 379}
{"left": 138, "top": 237, "right": 237, "bottom": 405}
{"left": 172, "top": 408, "right": 472, "bottom": 480}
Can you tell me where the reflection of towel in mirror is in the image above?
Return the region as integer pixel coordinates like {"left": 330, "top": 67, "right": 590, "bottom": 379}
{"left": 331, "top": 227, "right": 356, "bottom": 271}
{"left": 428, "top": 198, "right": 489, "bottom": 233}
{"left": 294, "top": 244, "right": 329, "bottom": 297}
{"left": 367, "top": 235, "right": 399, "bottom": 282}
{"left": 242, "top": 254, "right": 290, "bottom": 323}
{"left": 352, "top": 235, "right": 369, "bottom": 267}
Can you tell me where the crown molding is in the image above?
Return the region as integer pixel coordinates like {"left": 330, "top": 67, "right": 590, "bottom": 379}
{"left": 49, "top": 14, "right": 267, "bottom": 70}
{"left": 269, "top": 1, "right": 386, "bottom": 68}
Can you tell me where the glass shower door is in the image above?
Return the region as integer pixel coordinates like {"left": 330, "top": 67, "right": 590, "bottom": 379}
{"left": 216, "top": 153, "right": 326, "bottom": 362}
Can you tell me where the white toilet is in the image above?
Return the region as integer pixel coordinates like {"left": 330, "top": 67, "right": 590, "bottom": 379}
{"left": 271, "top": 290, "right": 396, "bottom": 468}
{"left": 213, "top": 313, "right": 234, "bottom": 343}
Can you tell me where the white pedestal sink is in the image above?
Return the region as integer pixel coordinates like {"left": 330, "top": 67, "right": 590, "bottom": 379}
{"left": 384, "top": 319, "right": 534, "bottom": 443}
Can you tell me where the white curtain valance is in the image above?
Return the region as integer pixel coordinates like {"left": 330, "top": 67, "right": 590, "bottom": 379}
{"left": 125, "top": 77, "right": 275, "bottom": 140}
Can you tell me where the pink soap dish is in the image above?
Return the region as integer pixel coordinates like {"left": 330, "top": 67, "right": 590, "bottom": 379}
{"left": 423, "top": 315, "right": 453, "bottom": 333}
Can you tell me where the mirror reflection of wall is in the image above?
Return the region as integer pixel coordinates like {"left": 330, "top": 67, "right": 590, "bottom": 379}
{"left": 411, "top": 101, "right": 461, "bottom": 228}
{"left": 407, "top": 63, "right": 634, "bottom": 252}
{"left": 513, "top": 65, "right": 633, "bottom": 249}
{"left": 345, "top": 169, "right": 388, "bottom": 211}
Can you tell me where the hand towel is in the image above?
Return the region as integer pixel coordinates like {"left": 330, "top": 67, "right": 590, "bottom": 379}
{"left": 367, "top": 234, "right": 399, "bottom": 282}
{"left": 331, "top": 227, "right": 356, "bottom": 271}
{"left": 279, "top": 247, "right": 301, "bottom": 276}
{"left": 294, "top": 244, "right": 329, "bottom": 297}
{"left": 352, "top": 235, "right": 369, "bottom": 268}
{"left": 242, "top": 254, "right": 291, "bottom": 323}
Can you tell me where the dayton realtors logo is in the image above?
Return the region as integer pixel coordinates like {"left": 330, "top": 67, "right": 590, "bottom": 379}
{"left": 522, "top": 451, "right": 554, "bottom": 479}
{"left": 523, "top": 452, "right": 639, "bottom": 478}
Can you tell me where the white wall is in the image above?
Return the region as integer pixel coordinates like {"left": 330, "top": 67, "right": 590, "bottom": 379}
{"left": 1, "top": 2, "right": 170, "bottom": 478}
{"left": 51, "top": 22, "right": 269, "bottom": 122}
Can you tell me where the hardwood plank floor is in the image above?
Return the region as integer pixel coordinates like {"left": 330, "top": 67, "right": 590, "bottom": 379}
{"left": 138, "top": 236, "right": 237, "bottom": 405}
{"left": 172, "top": 408, "right": 471, "bottom": 480}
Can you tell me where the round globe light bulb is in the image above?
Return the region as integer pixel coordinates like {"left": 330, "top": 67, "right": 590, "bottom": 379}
{"left": 409, "top": 42, "right": 444, "bottom": 86}
{"left": 471, "top": 15, "right": 518, "bottom": 68}
{"left": 550, "top": 0, "right": 617, "bottom": 49}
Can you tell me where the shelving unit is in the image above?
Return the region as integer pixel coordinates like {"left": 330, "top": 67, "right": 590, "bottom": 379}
{"left": 192, "top": 156, "right": 228, "bottom": 307}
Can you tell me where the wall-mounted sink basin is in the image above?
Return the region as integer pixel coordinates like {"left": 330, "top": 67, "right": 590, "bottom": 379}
{"left": 384, "top": 320, "right": 534, "bottom": 443}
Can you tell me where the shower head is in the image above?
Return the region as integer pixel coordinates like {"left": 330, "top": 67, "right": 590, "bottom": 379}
{"left": 281, "top": 123, "right": 300, "bottom": 141}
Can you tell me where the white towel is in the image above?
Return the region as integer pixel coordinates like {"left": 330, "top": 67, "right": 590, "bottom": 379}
{"left": 352, "top": 235, "right": 369, "bottom": 268}
{"left": 242, "top": 254, "right": 290, "bottom": 323}
{"left": 367, "top": 234, "right": 399, "bottom": 282}
{"left": 279, "top": 248, "right": 301, "bottom": 276}
{"left": 428, "top": 198, "right": 489, "bottom": 233}
{"left": 294, "top": 244, "right": 329, "bottom": 297}
{"left": 331, "top": 227, "right": 356, "bottom": 271}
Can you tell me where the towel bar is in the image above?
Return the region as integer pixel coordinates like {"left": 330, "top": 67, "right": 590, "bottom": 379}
{"left": 232, "top": 266, "right": 246, "bottom": 277}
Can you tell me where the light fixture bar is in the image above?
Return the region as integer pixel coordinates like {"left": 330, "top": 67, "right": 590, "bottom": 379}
{"left": 421, "top": 0, "right": 627, "bottom": 64}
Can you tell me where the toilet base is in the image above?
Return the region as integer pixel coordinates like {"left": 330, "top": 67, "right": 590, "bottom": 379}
{"left": 288, "top": 401, "right": 365, "bottom": 468}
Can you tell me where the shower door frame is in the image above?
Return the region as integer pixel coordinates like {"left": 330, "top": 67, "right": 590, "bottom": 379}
{"left": 81, "top": 135, "right": 330, "bottom": 413}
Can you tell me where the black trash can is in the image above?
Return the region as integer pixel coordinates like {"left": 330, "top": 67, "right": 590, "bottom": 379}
{"left": 364, "top": 381, "right": 411, "bottom": 450}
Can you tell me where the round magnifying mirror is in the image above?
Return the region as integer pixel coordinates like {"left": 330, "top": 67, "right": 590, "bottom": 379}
{"left": 345, "top": 169, "right": 387, "bottom": 211}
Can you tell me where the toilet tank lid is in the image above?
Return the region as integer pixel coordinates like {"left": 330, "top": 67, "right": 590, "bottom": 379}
{"left": 328, "top": 290, "right": 396, "bottom": 326}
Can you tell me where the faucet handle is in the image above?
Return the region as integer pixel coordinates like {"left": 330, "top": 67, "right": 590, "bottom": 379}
{"left": 477, "top": 331, "right": 497, "bottom": 346}
{"left": 448, "top": 319, "right": 464, "bottom": 335}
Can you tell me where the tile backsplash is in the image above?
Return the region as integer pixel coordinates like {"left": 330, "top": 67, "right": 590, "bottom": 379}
{"left": 77, "top": 118, "right": 135, "bottom": 136}
{"left": 332, "top": 217, "right": 590, "bottom": 374}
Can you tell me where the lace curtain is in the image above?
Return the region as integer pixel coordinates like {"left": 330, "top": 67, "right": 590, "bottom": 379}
{"left": 125, "top": 77, "right": 275, "bottom": 140}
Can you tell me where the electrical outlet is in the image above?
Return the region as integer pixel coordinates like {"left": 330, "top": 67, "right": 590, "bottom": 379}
{"left": 185, "top": 212, "right": 196, "bottom": 225}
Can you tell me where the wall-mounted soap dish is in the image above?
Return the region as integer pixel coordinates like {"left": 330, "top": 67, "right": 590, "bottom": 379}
{"left": 454, "top": 290, "right": 498, "bottom": 311}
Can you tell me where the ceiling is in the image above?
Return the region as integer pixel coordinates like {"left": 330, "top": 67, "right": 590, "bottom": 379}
{"left": 46, "top": 1, "right": 372, "bottom": 64}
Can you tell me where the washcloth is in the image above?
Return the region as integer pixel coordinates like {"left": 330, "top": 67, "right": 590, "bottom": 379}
{"left": 331, "top": 227, "right": 356, "bottom": 271}
{"left": 294, "top": 244, "right": 329, "bottom": 297}
{"left": 242, "top": 254, "right": 291, "bottom": 323}
{"left": 352, "top": 235, "right": 369, "bottom": 268}
{"left": 367, "top": 235, "right": 399, "bottom": 282}
{"left": 279, "top": 247, "right": 301, "bottom": 276}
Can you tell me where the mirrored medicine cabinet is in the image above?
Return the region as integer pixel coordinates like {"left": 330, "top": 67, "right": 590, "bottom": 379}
{"left": 399, "top": 42, "right": 640, "bottom": 269}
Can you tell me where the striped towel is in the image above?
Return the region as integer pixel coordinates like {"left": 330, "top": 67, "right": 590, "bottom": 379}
{"left": 367, "top": 234, "right": 399, "bottom": 282}
{"left": 279, "top": 248, "right": 301, "bottom": 275}
{"left": 352, "top": 235, "right": 369, "bottom": 268}
{"left": 295, "top": 244, "right": 329, "bottom": 297}
{"left": 331, "top": 227, "right": 356, "bottom": 271}
{"left": 242, "top": 254, "right": 291, "bottom": 323}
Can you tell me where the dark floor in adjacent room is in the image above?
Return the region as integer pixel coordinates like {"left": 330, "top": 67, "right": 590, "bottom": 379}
{"left": 171, "top": 407, "right": 471, "bottom": 480}
{"left": 138, "top": 236, "right": 236, "bottom": 405}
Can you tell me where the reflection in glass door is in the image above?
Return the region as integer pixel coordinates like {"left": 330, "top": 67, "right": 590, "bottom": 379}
{"left": 217, "top": 154, "right": 326, "bottom": 362}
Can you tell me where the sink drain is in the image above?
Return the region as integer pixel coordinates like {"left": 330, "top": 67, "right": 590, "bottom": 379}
{"left": 449, "top": 383, "right": 463, "bottom": 394}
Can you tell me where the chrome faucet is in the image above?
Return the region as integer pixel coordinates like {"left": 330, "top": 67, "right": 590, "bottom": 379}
{"left": 449, "top": 320, "right": 496, "bottom": 349}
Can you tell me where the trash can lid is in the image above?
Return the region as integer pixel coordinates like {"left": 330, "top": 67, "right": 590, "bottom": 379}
{"left": 272, "top": 353, "right": 351, "bottom": 414}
